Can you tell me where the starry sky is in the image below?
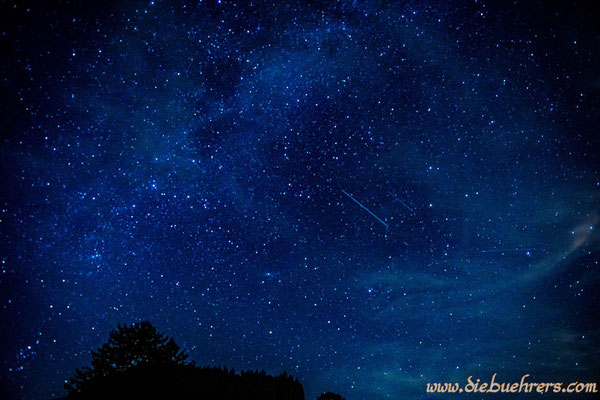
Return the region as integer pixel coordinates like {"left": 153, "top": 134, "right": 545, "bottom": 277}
{"left": 1, "top": 1, "right": 599, "bottom": 399}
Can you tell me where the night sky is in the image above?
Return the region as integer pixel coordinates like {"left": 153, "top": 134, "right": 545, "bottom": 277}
{"left": 1, "top": 1, "right": 599, "bottom": 399}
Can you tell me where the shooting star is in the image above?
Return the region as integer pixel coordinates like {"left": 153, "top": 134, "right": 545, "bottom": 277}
{"left": 342, "top": 189, "right": 389, "bottom": 229}
{"left": 387, "top": 190, "right": 415, "bottom": 214}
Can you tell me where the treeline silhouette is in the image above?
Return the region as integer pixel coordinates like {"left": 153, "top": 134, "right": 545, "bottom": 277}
{"left": 59, "top": 322, "right": 344, "bottom": 400}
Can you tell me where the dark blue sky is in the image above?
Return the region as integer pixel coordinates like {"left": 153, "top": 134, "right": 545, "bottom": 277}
{"left": 1, "top": 1, "right": 599, "bottom": 399}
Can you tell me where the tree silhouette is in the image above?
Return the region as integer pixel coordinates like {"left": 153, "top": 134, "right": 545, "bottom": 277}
{"left": 64, "top": 322, "right": 314, "bottom": 400}
{"left": 317, "top": 392, "right": 345, "bottom": 400}
{"left": 66, "top": 321, "right": 188, "bottom": 394}
{"left": 63, "top": 321, "right": 307, "bottom": 399}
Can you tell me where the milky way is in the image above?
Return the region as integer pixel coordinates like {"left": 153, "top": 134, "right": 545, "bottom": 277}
{"left": 1, "top": 1, "right": 599, "bottom": 399}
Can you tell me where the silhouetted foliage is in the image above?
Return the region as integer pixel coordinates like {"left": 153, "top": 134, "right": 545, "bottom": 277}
{"left": 317, "top": 392, "right": 345, "bottom": 400}
{"left": 66, "top": 321, "right": 189, "bottom": 395}
{"left": 64, "top": 322, "right": 306, "bottom": 399}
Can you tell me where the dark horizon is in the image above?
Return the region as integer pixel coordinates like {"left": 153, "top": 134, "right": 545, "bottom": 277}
{"left": 1, "top": 0, "right": 599, "bottom": 399}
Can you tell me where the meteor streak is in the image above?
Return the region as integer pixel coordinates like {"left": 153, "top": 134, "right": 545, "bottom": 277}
{"left": 387, "top": 190, "right": 415, "bottom": 214}
{"left": 342, "top": 190, "right": 389, "bottom": 229}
